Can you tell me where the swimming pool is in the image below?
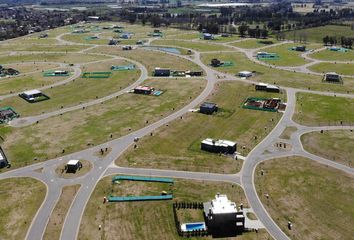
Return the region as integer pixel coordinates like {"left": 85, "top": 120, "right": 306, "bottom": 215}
{"left": 143, "top": 46, "right": 181, "bottom": 55}
{"left": 180, "top": 222, "right": 206, "bottom": 232}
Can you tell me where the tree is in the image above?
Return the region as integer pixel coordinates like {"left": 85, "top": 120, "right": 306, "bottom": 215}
{"left": 238, "top": 24, "right": 248, "bottom": 37}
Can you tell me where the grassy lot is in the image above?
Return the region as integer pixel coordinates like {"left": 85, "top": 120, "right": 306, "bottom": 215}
{"left": 0, "top": 52, "right": 110, "bottom": 64}
{"left": 309, "top": 48, "right": 354, "bottom": 61}
{"left": 259, "top": 43, "right": 321, "bottom": 67}
{"left": 2, "top": 62, "right": 59, "bottom": 75}
{"left": 6, "top": 37, "right": 61, "bottom": 45}
{"left": 255, "top": 156, "right": 354, "bottom": 240}
{"left": 117, "top": 81, "right": 283, "bottom": 174}
{"left": 0, "top": 78, "right": 205, "bottom": 170}
{"left": 301, "top": 130, "right": 354, "bottom": 167}
{"left": 0, "top": 71, "right": 68, "bottom": 96}
{"left": 0, "top": 44, "right": 90, "bottom": 52}
{"left": 61, "top": 33, "right": 109, "bottom": 45}
{"left": 308, "top": 62, "right": 354, "bottom": 75}
{"left": 79, "top": 176, "right": 271, "bottom": 240}
{"left": 165, "top": 32, "right": 199, "bottom": 40}
{"left": 1, "top": 60, "right": 140, "bottom": 116}
{"left": 230, "top": 38, "right": 280, "bottom": 49}
{"left": 0, "top": 177, "right": 46, "bottom": 240}
{"left": 90, "top": 47, "right": 202, "bottom": 73}
{"left": 284, "top": 25, "right": 354, "bottom": 43}
{"left": 279, "top": 126, "right": 297, "bottom": 140}
{"left": 43, "top": 184, "right": 81, "bottom": 240}
{"left": 152, "top": 39, "right": 233, "bottom": 52}
{"left": 201, "top": 52, "right": 354, "bottom": 93}
{"left": 294, "top": 92, "right": 354, "bottom": 126}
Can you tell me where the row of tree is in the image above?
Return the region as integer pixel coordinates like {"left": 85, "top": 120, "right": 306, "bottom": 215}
{"left": 323, "top": 35, "right": 353, "bottom": 48}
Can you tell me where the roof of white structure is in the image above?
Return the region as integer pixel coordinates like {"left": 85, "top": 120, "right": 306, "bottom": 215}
{"left": 67, "top": 159, "right": 80, "bottom": 165}
{"left": 23, "top": 89, "right": 41, "bottom": 96}
{"left": 326, "top": 72, "right": 339, "bottom": 75}
{"left": 239, "top": 71, "right": 252, "bottom": 75}
{"left": 202, "top": 138, "right": 236, "bottom": 147}
{"left": 257, "top": 82, "right": 279, "bottom": 89}
{"left": 211, "top": 194, "right": 237, "bottom": 214}
{"left": 0, "top": 151, "right": 4, "bottom": 161}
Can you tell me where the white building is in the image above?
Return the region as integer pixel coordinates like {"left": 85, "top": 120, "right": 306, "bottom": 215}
{"left": 201, "top": 138, "right": 236, "bottom": 154}
{"left": 238, "top": 71, "right": 253, "bottom": 78}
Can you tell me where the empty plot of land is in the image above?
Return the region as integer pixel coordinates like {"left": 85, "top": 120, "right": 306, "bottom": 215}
{"left": 301, "top": 130, "right": 354, "bottom": 167}
{"left": 0, "top": 78, "right": 205, "bottom": 169}
{"left": 43, "top": 184, "right": 81, "bottom": 240}
{"left": 79, "top": 176, "right": 270, "bottom": 240}
{"left": 255, "top": 156, "right": 354, "bottom": 240}
{"left": 2, "top": 62, "right": 60, "bottom": 74}
{"left": 0, "top": 44, "right": 90, "bottom": 52}
{"left": 0, "top": 177, "right": 46, "bottom": 240}
{"left": 1, "top": 60, "right": 140, "bottom": 116}
{"left": 117, "top": 81, "right": 282, "bottom": 174}
{"left": 309, "top": 62, "right": 354, "bottom": 76}
{"left": 294, "top": 92, "right": 354, "bottom": 126}
{"left": 90, "top": 47, "right": 202, "bottom": 73}
{"left": 0, "top": 52, "right": 110, "bottom": 65}
{"left": 230, "top": 38, "right": 280, "bottom": 49}
{"left": 310, "top": 48, "right": 354, "bottom": 61}
{"left": 152, "top": 39, "right": 233, "bottom": 52}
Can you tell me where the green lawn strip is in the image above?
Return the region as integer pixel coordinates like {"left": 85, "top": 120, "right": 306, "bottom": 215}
{"left": 308, "top": 62, "right": 354, "bottom": 75}
{"left": 166, "top": 33, "right": 200, "bottom": 40}
{"left": 1, "top": 61, "right": 140, "bottom": 116}
{"left": 0, "top": 52, "right": 111, "bottom": 64}
{"left": 0, "top": 78, "right": 205, "bottom": 170}
{"left": 201, "top": 52, "right": 354, "bottom": 94}
{"left": 0, "top": 44, "right": 90, "bottom": 52}
{"left": 231, "top": 38, "right": 280, "bottom": 49}
{"left": 255, "top": 156, "right": 354, "bottom": 240}
{"left": 89, "top": 47, "right": 202, "bottom": 73}
{"left": 310, "top": 48, "right": 354, "bottom": 61}
{"left": 79, "top": 177, "right": 270, "bottom": 240}
{"left": 301, "top": 130, "right": 354, "bottom": 167}
{"left": 259, "top": 43, "right": 321, "bottom": 67}
{"left": 0, "top": 72, "right": 68, "bottom": 95}
{"left": 6, "top": 37, "right": 61, "bottom": 45}
{"left": 0, "top": 177, "right": 46, "bottom": 240}
{"left": 294, "top": 92, "right": 354, "bottom": 126}
{"left": 61, "top": 33, "right": 109, "bottom": 45}
{"left": 117, "top": 81, "right": 282, "bottom": 174}
{"left": 284, "top": 25, "right": 354, "bottom": 43}
{"left": 151, "top": 39, "right": 233, "bottom": 52}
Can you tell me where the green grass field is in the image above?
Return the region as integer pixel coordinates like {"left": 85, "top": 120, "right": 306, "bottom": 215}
{"left": 0, "top": 44, "right": 90, "bottom": 52}
{"left": 231, "top": 38, "right": 280, "bottom": 49}
{"left": 294, "top": 92, "right": 354, "bottom": 126}
{"left": 0, "top": 78, "right": 205, "bottom": 170}
{"left": 117, "top": 81, "right": 282, "bottom": 174}
{"left": 255, "top": 156, "right": 354, "bottom": 240}
{"left": 201, "top": 52, "right": 354, "bottom": 93}
{"left": 309, "top": 48, "right": 354, "bottom": 61}
{"left": 1, "top": 60, "right": 140, "bottom": 116}
{"left": 79, "top": 176, "right": 271, "bottom": 240}
{"left": 152, "top": 39, "right": 233, "bottom": 52}
{"left": 301, "top": 130, "right": 354, "bottom": 167}
{"left": 0, "top": 177, "right": 46, "bottom": 240}
{"left": 284, "top": 25, "right": 354, "bottom": 43}
{"left": 309, "top": 62, "right": 354, "bottom": 75}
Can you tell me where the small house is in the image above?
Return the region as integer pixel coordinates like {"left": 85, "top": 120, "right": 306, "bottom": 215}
{"left": 19, "top": 89, "right": 50, "bottom": 103}
{"left": 120, "top": 33, "right": 132, "bottom": 39}
{"left": 0, "top": 107, "right": 19, "bottom": 124}
{"left": 200, "top": 102, "right": 218, "bottom": 115}
{"left": 201, "top": 138, "right": 237, "bottom": 154}
{"left": 0, "top": 146, "right": 8, "bottom": 168}
{"left": 203, "top": 194, "right": 245, "bottom": 234}
{"left": 108, "top": 39, "right": 118, "bottom": 45}
{"left": 186, "top": 71, "right": 203, "bottom": 76}
{"left": 238, "top": 71, "right": 252, "bottom": 78}
{"left": 66, "top": 160, "right": 82, "bottom": 173}
{"left": 154, "top": 68, "right": 170, "bottom": 77}
{"left": 324, "top": 72, "right": 342, "bottom": 82}
{"left": 136, "top": 40, "right": 144, "bottom": 45}
{"left": 203, "top": 33, "right": 213, "bottom": 40}
{"left": 122, "top": 45, "right": 132, "bottom": 50}
{"left": 211, "top": 58, "right": 222, "bottom": 67}
{"left": 255, "top": 82, "right": 280, "bottom": 93}
{"left": 295, "top": 45, "right": 306, "bottom": 52}
{"left": 39, "top": 33, "right": 48, "bottom": 38}
{"left": 54, "top": 70, "right": 69, "bottom": 76}
{"left": 134, "top": 86, "right": 154, "bottom": 95}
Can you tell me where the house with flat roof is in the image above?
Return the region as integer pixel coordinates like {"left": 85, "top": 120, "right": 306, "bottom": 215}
{"left": 19, "top": 89, "right": 50, "bottom": 103}
{"left": 200, "top": 102, "right": 218, "bottom": 115}
{"left": 323, "top": 72, "right": 342, "bottom": 83}
{"left": 66, "top": 160, "right": 82, "bottom": 173}
{"left": 203, "top": 194, "right": 245, "bottom": 235}
{"left": 238, "top": 71, "right": 253, "bottom": 78}
{"left": 134, "top": 86, "right": 155, "bottom": 95}
{"left": 255, "top": 82, "right": 280, "bottom": 93}
{"left": 0, "top": 146, "right": 8, "bottom": 168}
{"left": 201, "top": 138, "right": 236, "bottom": 154}
{"left": 154, "top": 68, "right": 171, "bottom": 77}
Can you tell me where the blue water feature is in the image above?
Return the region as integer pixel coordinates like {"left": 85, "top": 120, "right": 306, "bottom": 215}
{"left": 143, "top": 46, "right": 181, "bottom": 54}
{"left": 185, "top": 222, "right": 206, "bottom": 231}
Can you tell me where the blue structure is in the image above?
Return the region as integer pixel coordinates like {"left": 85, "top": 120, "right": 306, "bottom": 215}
{"left": 203, "top": 33, "right": 213, "bottom": 40}
{"left": 120, "top": 33, "right": 132, "bottom": 39}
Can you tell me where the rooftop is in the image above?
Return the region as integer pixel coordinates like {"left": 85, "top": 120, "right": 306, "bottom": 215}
{"left": 210, "top": 194, "right": 237, "bottom": 214}
{"left": 67, "top": 159, "right": 80, "bottom": 166}
{"left": 23, "top": 89, "right": 41, "bottom": 96}
{"left": 202, "top": 138, "right": 236, "bottom": 147}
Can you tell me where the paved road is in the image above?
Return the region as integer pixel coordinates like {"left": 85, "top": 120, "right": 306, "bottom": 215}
{"left": 0, "top": 29, "right": 354, "bottom": 240}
